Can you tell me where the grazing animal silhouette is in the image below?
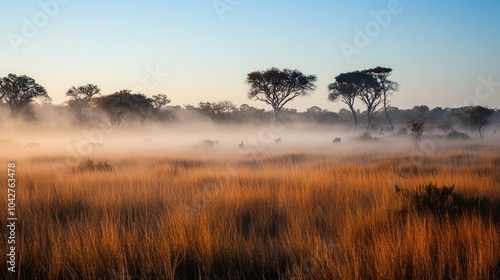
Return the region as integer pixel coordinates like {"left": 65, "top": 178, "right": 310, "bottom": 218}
{"left": 275, "top": 138, "right": 281, "bottom": 144}
{"left": 201, "top": 139, "right": 216, "bottom": 148}
{"left": 238, "top": 141, "right": 244, "bottom": 149}
{"left": 24, "top": 143, "right": 40, "bottom": 148}
{"left": 214, "top": 140, "right": 219, "bottom": 145}
{"left": 333, "top": 137, "right": 342, "bottom": 144}
{"left": 143, "top": 138, "right": 152, "bottom": 143}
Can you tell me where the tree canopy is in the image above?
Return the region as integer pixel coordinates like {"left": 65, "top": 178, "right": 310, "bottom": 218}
{"left": 93, "top": 90, "right": 153, "bottom": 127}
{"left": 66, "top": 84, "right": 101, "bottom": 125}
{"left": 328, "top": 67, "right": 398, "bottom": 129}
{"left": 151, "top": 94, "right": 171, "bottom": 110}
{"left": 328, "top": 71, "right": 375, "bottom": 127}
{"left": 66, "top": 84, "right": 101, "bottom": 101}
{"left": 246, "top": 67, "right": 317, "bottom": 121}
{"left": 463, "top": 106, "right": 495, "bottom": 139}
{"left": 363, "top": 67, "right": 399, "bottom": 131}
{"left": 0, "top": 74, "right": 50, "bottom": 116}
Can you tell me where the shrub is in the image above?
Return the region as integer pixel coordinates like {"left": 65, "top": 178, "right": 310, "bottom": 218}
{"left": 406, "top": 118, "right": 426, "bottom": 145}
{"left": 397, "top": 127, "right": 408, "bottom": 135}
{"left": 446, "top": 129, "right": 471, "bottom": 140}
{"left": 355, "top": 131, "right": 380, "bottom": 142}
{"left": 74, "top": 159, "right": 112, "bottom": 172}
{"left": 395, "top": 183, "right": 493, "bottom": 218}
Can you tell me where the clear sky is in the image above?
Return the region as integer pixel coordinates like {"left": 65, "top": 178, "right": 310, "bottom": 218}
{"left": 1, "top": 0, "right": 499, "bottom": 112}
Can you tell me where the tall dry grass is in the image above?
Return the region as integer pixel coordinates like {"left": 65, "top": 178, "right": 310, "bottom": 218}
{"left": 0, "top": 143, "right": 499, "bottom": 279}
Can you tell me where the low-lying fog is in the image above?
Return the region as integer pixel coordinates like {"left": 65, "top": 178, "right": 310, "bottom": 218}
{"left": 1, "top": 108, "right": 499, "bottom": 159}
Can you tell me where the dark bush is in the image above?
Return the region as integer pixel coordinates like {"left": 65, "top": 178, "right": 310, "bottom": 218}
{"left": 395, "top": 183, "right": 495, "bottom": 219}
{"left": 397, "top": 127, "right": 408, "bottom": 135}
{"left": 74, "top": 159, "right": 112, "bottom": 172}
{"left": 446, "top": 129, "right": 471, "bottom": 140}
{"left": 355, "top": 132, "right": 380, "bottom": 142}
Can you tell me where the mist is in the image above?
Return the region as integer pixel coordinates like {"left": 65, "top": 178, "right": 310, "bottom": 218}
{"left": 2, "top": 102, "right": 499, "bottom": 164}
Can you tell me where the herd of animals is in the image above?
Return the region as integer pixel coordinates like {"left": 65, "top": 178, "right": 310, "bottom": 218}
{"left": 21, "top": 137, "right": 343, "bottom": 150}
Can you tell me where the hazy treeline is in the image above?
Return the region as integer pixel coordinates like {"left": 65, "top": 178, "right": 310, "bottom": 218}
{"left": 1, "top": 101, "right": 499, "bottom": 136}
{"left": 0, "top": 72, "right": 499, "bottom": 140}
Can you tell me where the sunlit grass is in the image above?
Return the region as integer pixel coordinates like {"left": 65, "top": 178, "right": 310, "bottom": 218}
{"left": 0, "top": 143, "right": 499, "bottom": 279}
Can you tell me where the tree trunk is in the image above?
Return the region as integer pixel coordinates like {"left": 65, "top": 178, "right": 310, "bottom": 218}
{"left": 348, "top": 105, "right": 358, "bottom": 128}
{"left": 384, "top": 105, "right": 394, "bottom": 132}
{"left": 273, "top": 108, "right": 280, "bottom": 123}
{"left": 366, "top": 107, "right": 373, "bottom": 130}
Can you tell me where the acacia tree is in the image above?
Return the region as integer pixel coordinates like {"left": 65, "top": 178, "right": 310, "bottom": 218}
{"left": 151, "top": 94, "right": 171, "bottom": 109}
{"left": 356, "top": 71, "right": 382, "bottom": 130}
{"left": 463, "top": 106, "right": 495, "bottom": 139}
{"left": 66, "top": 84, "right": 100, "bottom": 101}
{"left": 0, "top": 74, "right": 50, "bottom": 116}
{"left": 246, "top": 67, "right": 317, "bottom": 121}
{"left": 93, "top": 90, "right": 153, "bottom": 127}
{"left": 329, "top": 67, "right": 396, "bottom": 130}
{"left": 66, "top": 84, "right": 101, "bottom": 124}
{"left": 327, "top": 71, "right": 366, "bottom": 128}
{"left": 363, "top": 67, "right": 399, "bottom": 132}
{"left": 198, "top": 100, "right": 237, "bottom": 121}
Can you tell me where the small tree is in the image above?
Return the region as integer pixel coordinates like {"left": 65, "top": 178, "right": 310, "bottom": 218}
{"left": 0, "top": 74, "right": 50, "bottom": 116}
{"left": 406, "top": 117, "right": 427, "bottom": 146}
{"left": 239, "top": 103, "right": 250, "bottom": 111}
{"left": 151, "top": 94, "right": 171, "bottom": 109}
{"left": 198, "top": 100, "right": 237, "bottom": 121}
{"left": 246, "top": 67, "right": 317, "bottom": 122}
{"left": 66, "top": 84, "right": 101, "bottom": 124}
{"left": 66, "top": 84, "right": 100, "bottom": 101}
{"left": 463, "top": 106, "right": 495, "bottom": 139}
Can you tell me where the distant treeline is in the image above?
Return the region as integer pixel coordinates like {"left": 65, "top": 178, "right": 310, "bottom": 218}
{"left": 1, "top": 99, "right": 498, "bottom": 134}
{"left": 0, "top": 72, "right": 499, "bottom": 139}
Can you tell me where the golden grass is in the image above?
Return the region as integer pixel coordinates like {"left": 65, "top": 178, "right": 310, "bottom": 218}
{"left": 0, "top": 143, "right": 499, "bottom": 279}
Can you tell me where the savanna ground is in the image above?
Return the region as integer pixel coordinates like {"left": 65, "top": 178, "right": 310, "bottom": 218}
{"left": 1, "top": 141, "right": 499, "bottom": 279}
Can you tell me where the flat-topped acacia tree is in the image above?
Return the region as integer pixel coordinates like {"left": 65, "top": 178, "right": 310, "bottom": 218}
{"left": 328, "top": 71, "right": 369, "bottom": 128}
{"left": 66, "top": 84, "right": 101, "bottom": 124}
{"left": 93, "top": 90, "right": 153, "bottom": 127}
{"left": 246, "top": 67, "right": 317, "bottom": 122}
{"left": 362, "top": 67, "right": 399, "bottom": 132}
{"left": 328, "top": 66, "right": 398, "bottom": 130}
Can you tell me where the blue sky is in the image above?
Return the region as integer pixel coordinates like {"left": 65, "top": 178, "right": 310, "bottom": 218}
{"left": 1, "top": 0, "right": 499, "bottom": 111}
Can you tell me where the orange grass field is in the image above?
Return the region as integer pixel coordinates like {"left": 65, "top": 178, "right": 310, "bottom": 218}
{"left": 1, "top": 142, "right": 499, "bottom": 279}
